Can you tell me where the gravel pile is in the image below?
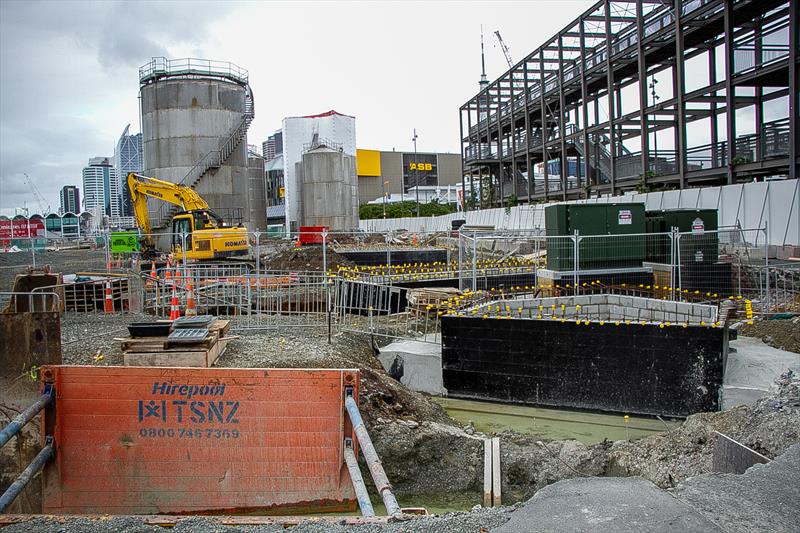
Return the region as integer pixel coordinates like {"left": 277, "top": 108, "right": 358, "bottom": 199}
{"left": 260, "top": 245, "right": 355, "bottom": 272}
{"left": 604, "top": 369, "right": 800, "bottom": 488}
{"left": 2, "top": 506, "right": 516, "bottom": 533}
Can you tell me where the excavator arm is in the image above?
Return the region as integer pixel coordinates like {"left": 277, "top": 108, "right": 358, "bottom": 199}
{"left": 128, "top": 172, "right": 210, "bottom": 222}
{"left": 128, "top": 172, "right": 212, "bottom": 256}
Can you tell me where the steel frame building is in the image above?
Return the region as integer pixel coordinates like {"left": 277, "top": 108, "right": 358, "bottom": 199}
{"left": 459, "top": 0, "right": 798, "bottom": 208}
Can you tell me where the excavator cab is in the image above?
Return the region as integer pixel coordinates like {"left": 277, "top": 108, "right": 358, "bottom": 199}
{"left": 171, "top": 215, "right": 193, "bottom": 256}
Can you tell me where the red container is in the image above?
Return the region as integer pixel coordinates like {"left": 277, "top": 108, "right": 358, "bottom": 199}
{"left": 40, "top": 366, "right": 359, "bottom": 515}
{"left": 299, "top": 226, "right": 329, "bottom": 245}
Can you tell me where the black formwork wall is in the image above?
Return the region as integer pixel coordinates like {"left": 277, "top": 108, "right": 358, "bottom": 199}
{"left": 338, "top": 249, "right": 448, "bottom": 266}
{"left": 441, "top": 317, "right": 726, "bottom": 417}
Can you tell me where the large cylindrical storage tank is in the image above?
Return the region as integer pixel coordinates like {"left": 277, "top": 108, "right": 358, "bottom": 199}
{"left": 139, "top": 58, "right": 252, "bottom": 230}
{"left": 298, "top": 147, "right": 359, "bottom": 230}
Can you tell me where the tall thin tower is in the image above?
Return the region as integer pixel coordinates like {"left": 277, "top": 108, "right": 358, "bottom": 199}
{"left": 479, "top": 26, "right": 489, "bottom": 121}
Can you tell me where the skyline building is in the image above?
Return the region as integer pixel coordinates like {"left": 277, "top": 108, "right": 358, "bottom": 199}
{"left": 82, "top": 156, "right": 120, "bottom": 217}
{"left": 262, "top": 130, "right": 283, "bottom": 161}
{"left": 114, "top": 124, "right": 143, "bottom": 217}
{"left": 59, "top": 185, "right": 80, "bottom": 215}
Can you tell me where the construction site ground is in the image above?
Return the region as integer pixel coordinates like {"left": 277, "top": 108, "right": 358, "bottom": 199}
{"left": 2, "top": 249, "right": 800, "bottom": 530}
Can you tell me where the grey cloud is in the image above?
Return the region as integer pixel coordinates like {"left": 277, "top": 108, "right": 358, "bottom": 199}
{"left": 0, "top": 0, "right": 225, "bottom": 214}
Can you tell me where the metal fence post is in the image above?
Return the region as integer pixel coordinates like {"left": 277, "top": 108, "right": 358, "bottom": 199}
{"left": 458, "top": 231, "right": 464, "bottom": 290}
{"left": 763, "top": 223, "right": 770, "bottom": 311}
{"left": 104, "top": 233, "right": 110, "bottom": 271}
{"left": 675, "top": 232, "right": 682, "bottom": 301}
{"left": 573, "top": 230, "right": 580, "bottom": 296}
{"left": 30, "top": 236, "right": 36, "bottom": 268}
{"left": 254, "top": 231, "right": 261, "bottom": 274}
{"left": 471, "top": 231, "right": 477, "bottom": 292}
{"left": 180, "top": 232, "right": 188, "bottom": 268}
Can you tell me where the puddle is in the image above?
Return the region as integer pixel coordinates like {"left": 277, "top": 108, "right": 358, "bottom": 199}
{"left": 435, "top": 397, "right": 678, "bottom": 444}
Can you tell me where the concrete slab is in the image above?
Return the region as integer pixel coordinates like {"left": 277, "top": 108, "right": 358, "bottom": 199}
{"left": 673, "top": 444, "right": 800, "bottom": 533}
{"left": 378, "top": 339, "right": 444, "bottom": 395}
{"left": 493, "top": 477, "right": 723, "bottom": 533}
{"left": 723, "top": 336, "right": 800, "bottom": 408}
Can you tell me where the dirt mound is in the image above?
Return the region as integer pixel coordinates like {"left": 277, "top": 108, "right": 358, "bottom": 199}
{"left": 261, "top": 245, "right": 355, "bottom": 272}
{"left": 738, "top": 317, "right": 800, "bottom": 354}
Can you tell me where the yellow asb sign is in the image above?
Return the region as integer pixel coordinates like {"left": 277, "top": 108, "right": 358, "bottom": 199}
{"left": 279, "top": 187, "right": 285, "bottom": 198}
{"left": 409, "top": 162, "right": 433, "bottom": 171}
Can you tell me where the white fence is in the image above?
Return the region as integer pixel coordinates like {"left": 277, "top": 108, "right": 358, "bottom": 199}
{"left": 360, "top": 179, "right": 800, "bottom": 246}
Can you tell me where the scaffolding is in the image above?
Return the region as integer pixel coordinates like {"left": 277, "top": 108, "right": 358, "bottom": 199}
{"left": 460, "top": 0, "right": 799, "bottom": 207}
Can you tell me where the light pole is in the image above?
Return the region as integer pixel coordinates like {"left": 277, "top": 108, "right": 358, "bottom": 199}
{"left": 412, "top": 128, "right": 419, "bottom": 217}
{"left": 382, "top": 180, "right": 389, "bottom": 219}
{"left": 649, "top": 76, "right": 660, "bottom": 172}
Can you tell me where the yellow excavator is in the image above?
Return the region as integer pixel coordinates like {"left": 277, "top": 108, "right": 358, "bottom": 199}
{"left": 128, "top": 172, "right": 249, "bottom": 261}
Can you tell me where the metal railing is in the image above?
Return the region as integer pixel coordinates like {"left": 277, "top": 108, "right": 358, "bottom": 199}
{"left": 139, "top": 57, "right": 249, "bottom": 85}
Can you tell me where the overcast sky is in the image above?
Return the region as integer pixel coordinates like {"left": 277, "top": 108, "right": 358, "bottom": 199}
{"left": 0, "top": 0, "right": 597, "bottom": 216}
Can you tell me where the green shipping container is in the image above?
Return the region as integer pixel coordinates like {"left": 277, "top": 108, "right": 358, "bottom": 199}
{"left": 645, "top": 209, "right": 718, "bottom": 264}
{"left": 545, "top": 203, "right": 646, "bottom": 271}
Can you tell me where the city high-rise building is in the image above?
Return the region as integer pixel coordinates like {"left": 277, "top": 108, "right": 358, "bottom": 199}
{"left": 262, "top": 130, "right": 283, "bottom": 161}
{"left": 114, "top": 124, "right": 143, "bottom": 217}
{"left": 59, "top": 185, "right": 80, "bottom": 215}
{"left": 82, "top": 157, "right": 120, "bottom": 217}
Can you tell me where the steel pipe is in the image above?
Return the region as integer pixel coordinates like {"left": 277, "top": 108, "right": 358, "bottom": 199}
{"left": 344, "top": 394, "right": 402, "bottom": 516}
{"left": 0, "top": 438, "right": 54, "bottom": 512}
{"left": 343, "top": 439, "right": 375, "bottom": 517}
{"left": 0, "top": 386, "right": 53, "bottom": 448}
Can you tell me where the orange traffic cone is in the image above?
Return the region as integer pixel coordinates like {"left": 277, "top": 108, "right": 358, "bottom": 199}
{"left": 169, "top": 286, "right": 181, "bottom": 320}
{"left": 103, "top": 281, "right": 114, "bottom": 314}
{"left": 185, "top": 277, "right": 197, "bottom": 316}
{"left": 164, "top": 258, "right": 172, "bottom": 285}
{"left": 106, "top": 254, "right": 113, "bottom": 271}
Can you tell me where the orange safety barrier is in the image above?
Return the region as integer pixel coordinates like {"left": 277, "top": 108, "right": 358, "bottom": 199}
{"left": 39, "top": 366, "right": 360, "bottom": 515}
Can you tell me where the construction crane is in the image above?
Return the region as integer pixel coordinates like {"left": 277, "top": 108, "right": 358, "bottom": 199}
{"left": 23, "top": 173, "right": 50, "bottom": 215}
{"left": 494, "top": 30, "right": 514, "bottom": 68}
{"left": 128, "top": 172, "right": 248, "bottom": 261}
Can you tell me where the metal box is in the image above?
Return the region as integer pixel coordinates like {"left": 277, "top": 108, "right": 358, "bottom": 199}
{"left": 40, "top": 366, "right": 360, "bottom": 515}
{"left": 545, "top": 203, "right": 646, "bottom": 270}
{"left": 645, "top": 209, "right": 719, "bottom": 264}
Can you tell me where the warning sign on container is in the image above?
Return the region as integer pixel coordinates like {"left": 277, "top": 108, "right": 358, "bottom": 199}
{"left": 692, "top": 217, "right": 705, "bottom": 233}
{"left": 618, "top": 210, "right": 632, "bottom": 225}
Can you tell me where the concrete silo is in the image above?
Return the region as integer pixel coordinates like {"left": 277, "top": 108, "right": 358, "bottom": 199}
{"left": 139, "top": 58, "right": 254, "bottom": 230}
{"left": 296, "top": 139, "right": 359, "bottom": 230}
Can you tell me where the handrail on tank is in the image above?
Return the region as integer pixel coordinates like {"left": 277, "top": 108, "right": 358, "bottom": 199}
{"left": 343, "top": 388, "right": 402, "bottom": 517}
{"left": 139, "top": 57, "right": 249, "bottom": 86}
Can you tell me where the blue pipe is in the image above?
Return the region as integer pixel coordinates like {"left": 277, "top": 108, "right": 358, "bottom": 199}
{"left": 0, "top": 385, "right": 53, "bottom": 449}
{"left": 0, "top": 438, "right": 54, "bottom": 512}
{"left": 343, "top": 439, "right": 375, "bottom": 517}
{"left": 344, "top": 394, "right": 402, "bottom": 516}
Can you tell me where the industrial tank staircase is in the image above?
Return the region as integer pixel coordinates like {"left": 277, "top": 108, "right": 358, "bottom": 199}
{"left": 154, "top": 85, "right": 255, "bottom": 229}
